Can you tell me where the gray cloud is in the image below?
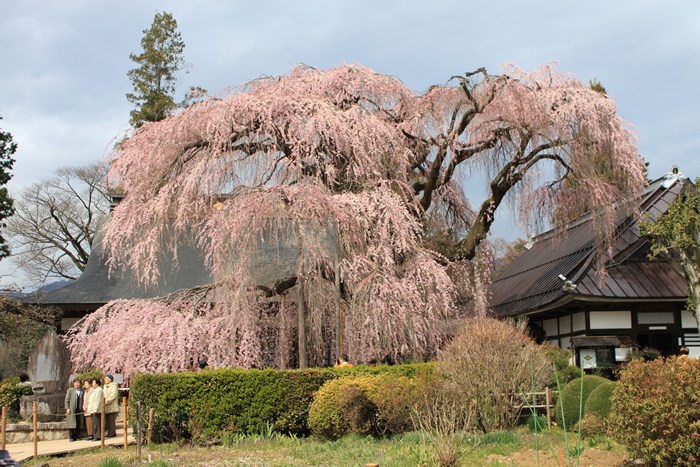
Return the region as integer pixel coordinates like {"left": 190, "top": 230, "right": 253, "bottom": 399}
{"left": 1, "top": 0, "right": 699, "bottom": 286}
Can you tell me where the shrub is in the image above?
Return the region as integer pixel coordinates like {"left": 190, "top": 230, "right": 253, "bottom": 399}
{"left": 526, "top": 415, "right": 547, "bottom": 433}
{"left": 607, "top": 356, "right": 700, "bottom": 466}
{"left": 338, "top": 383, "right": 376, "bottom": 434}
{"left": 128, "top": 363, "right": 431, "bottom": 443}
{"left": 554, "top": 375, "right": 608, "bottom": 430}
{"left": 373, "top": 374, "right": 420, "bottom": 435}
{"left": 625, "top": 346, "right": 660, "bottom": 363}
{"left": 130, "top": 368, "right": 337, "bottom": 442}
{"left": 333, "top": 362, "right": 435, "bottom": 379}
{"left": 544, "top": 345, "right": 583, "bottom": 386}
{"left": 579, "top": 413, "right": 605, "bottom": 437}
{"left": 0, "top": 376, "right": 20, "bottom": 386}
{"left": 308, "top": 375, "right": 381, "bottom": 439}
{"left": 411, "top": 379, "right": 475, "bottom": 467}
{"left": 78, "top": 368, "right": 105, "bottom": 383}
{"left": 584, "top": 381, "right": 616, "bottom": 419}
{"left": 0, "top": 381, "right": 33, "bottom": 416}
{"left": 439, "top": 317, "right": 552, "bottom": 432}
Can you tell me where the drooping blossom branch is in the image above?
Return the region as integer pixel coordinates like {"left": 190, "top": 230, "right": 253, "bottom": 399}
{"left": 65, "top": 63, "right": 645, "bottom": 375}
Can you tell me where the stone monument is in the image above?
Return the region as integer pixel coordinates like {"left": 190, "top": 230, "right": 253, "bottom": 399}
{"left": 19, "top": 330, "right": 72, "bottom": 422}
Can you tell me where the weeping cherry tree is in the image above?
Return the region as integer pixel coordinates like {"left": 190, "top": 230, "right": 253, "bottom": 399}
{"left": 66, "top": 63, "right": 645, "bottom": 378}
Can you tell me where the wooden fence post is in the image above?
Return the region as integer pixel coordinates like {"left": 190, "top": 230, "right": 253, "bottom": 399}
{"left": 101, "top": 396, "right": 106, "bottom": 449}
{"left": 147, "top": 408, "right": 154, "bottom": 445}
{"left": 136, "top": 401, "right": 142, "bottom": 460}
{"left": 1, "top": 406, "right": 7, "bottom": 451}
{"left": 546, "top": 387, "right": 552, "bottom": 429}
{"left": 33, "top": 401, "right": 37, "bottom": 459}
{"left": 123, "top": 396, "right": 128, "bottom": 449}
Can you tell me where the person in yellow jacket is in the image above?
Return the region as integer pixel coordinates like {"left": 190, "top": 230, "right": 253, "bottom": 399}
{"left": 87, "top": 379, "right": 103, "bottom": 441}
{"left": 103, "top": 375, "right": 119, "bottom": 438}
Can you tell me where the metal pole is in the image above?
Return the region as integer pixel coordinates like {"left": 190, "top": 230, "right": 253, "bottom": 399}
{"left": 136, "top": 401, "right": 142, "bottom": 460}
{"left": 123, "top": 397, "right": 128, "bottom": 449}
{"left": 33, "top": 401, "right": 37, "bottom": 459}
{"left": 1, "top": 406, "right": 6, "bottom": 450}
{"left": 101, "top": 397, "right": 105, "bottom": 449}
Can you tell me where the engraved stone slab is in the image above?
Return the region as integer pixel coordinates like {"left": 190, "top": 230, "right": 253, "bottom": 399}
{"left": 26, "top": 331, "right": 71, "bottom": 395}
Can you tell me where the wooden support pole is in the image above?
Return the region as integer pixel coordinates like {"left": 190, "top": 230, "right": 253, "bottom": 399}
{"left": 298, "top": 277, "right": 307, "bottom": 369}
{"left": 136, "top": 401, "right": 142, "bottom": 460}
{"left": 147, "top": 408, "right": 154, "bottom": 445}
{"left": 279, "top": 294, "right": 287, "bottom": 370}
{"left": 101, "top": 397, "right": 105, "bottom": 449}
{"left": 335, "top": 240, "right": 342, "bottom": 361}
{"left": 1, "top": 406, "right": 6, "bottom": 451}
{"left": 339, "top": 303, "right": 343, "bottom": 358}
{"left": 33, "top": 401, "right": 37, "bottom": 459}
{"left": 123, "top": 397, "right": 128, "bottom": 449}
{"left": 546, "top": 387, "right": 552, "bottom": 430}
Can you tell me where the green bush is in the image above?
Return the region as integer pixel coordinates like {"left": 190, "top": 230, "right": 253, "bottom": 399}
{"left": 584, "top": 381, "right": 616, "bottom": 420}
{"left": 333, "top": 362, "right": 435, "bottom": 379}
{"left": 607, "top": 356, "right": 700, "bottom": 466}
{"left": 130, "top": 368, "right": 337, "bottom": 442}
{"left": 625, "top": 346, "right": 660, "bottom": 363}
{"left": 0, "top": 376, "right": 20, "bottom": 386}
{"left": 526, "top": 415, "right": 547, "bottom": 432}
{"left": 78, "top": 368, "right": 105, "bottom": 383}
{"left": 554, "top": 375, "right": 608, "bottom": 430}
{"left": 0, "top": 381, "right": 33, "bottom": 416}
{"left": 308, "top": 375, "right": 381, "bottom": 440}
{"left": 545, "top": 345, "right": 583, "bottom": 386}
{"left": 373, "top": 374, "right": 420, "bottom": 435}
{"left": 128, "top": 363, "right": 433, "bottom": 443}
{"left": 579, "top": 413, "right": 605, "bottom": 437}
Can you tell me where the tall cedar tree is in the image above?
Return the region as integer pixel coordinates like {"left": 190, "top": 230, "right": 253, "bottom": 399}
{"left": 0, "top": 116, "right": 16, "bottom": 259}
{"left": 640, "top": 179, "right": 700, "bottom": 327}
{"left": 127, "top": 12, "right": 186, "bottom": 127}
{"left": 67, "top": 63, "right": 646, "bottom": 377}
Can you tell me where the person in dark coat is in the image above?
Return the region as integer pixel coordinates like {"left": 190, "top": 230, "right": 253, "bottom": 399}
{"left": 64, "top": 378, "right": 84, "bottom": 441}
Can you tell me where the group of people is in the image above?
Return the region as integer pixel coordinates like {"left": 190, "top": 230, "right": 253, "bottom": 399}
{"left": 64, "top": 375, "right": 120, "bottom": 442}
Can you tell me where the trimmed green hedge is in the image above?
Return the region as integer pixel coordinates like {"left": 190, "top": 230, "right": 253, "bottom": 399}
{"left": 554, "top": 375, "right": 608, "bottom": 429}
{"left": 584, "top": 381, "right": 616, "bottom": 420}
{"left": 129, "top": 363, "right": 433, "bottom": 442}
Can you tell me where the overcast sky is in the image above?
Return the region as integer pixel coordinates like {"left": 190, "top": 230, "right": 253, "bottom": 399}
{"left": 1, "top": 1, "right": 699, "bottom": 287}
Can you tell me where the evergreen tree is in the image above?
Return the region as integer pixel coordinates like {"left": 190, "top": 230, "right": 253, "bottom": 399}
{"left": 640, "top": 180, "right": 700, "bottom": 327}
{"left": 126, "top": 11, "right": 186, "bottom": 127}
{"left": 0, "top": 116, "right": 16, "bottom": 259}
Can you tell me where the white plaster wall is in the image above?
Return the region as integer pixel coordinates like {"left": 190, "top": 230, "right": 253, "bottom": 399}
{"left": 543, "top": 318, "right": 558, "bottom": 336}
{"left": 681, "top": 310, "right": 699, "bottom": 330}
{"left": 589, "top": 311, "right": 631, "bottom": 330}
{"left": 572, "top": 312, "right": 586, "bottom": 332}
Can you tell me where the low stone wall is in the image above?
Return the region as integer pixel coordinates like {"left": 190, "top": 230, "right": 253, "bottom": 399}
{"left": 4, "top": 422, "right": 69, "bottom": 444}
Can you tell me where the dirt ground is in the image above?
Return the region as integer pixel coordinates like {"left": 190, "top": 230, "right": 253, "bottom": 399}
{"left": 21, "top": 444, "right": 630, "bottom": 467}
{"left": 487, "top": 447, "right": 627, "bottom": 466}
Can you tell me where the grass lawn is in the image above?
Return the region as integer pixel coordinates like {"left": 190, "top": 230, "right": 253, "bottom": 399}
{"left": 19, "top": 427, "right": 627, "bottom": 466}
